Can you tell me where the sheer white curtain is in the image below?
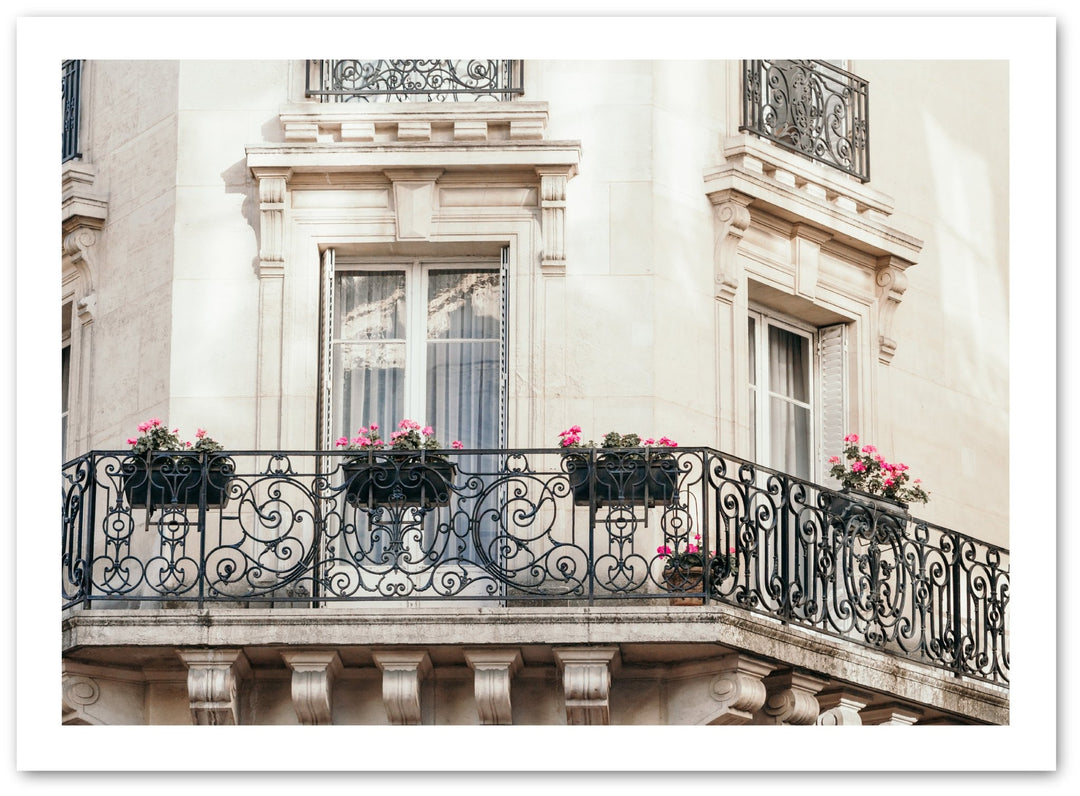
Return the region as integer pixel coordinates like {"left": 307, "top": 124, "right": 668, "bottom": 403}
{"left": 767, "top": 325, "right": 812, "bottom": 480}
{"left": 332, "top": 271, "right": 407, "bottom": 440}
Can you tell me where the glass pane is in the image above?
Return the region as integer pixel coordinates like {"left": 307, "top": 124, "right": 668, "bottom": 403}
{"left": 748, "top": 316, "right": 756, "bottom": 387}
{"left": 427, "top": 270, "right": 500, "bottom": 341}
{"left": 334, "top": 271, "right": 406, "bottom": 340}
{"left": 333, "top": 342, "right": 405, "bottom": 440}
{"left": 427, "top": 340, "right": 500, "bottom": 448}
{"left": 769, "top": 397, "right": 811, "bottom": 480}
{"left": 768, "top": 325, "right": 810, "bottom": 403}
{"left": 61, "top": 345, "right": 70, "bottom": 413}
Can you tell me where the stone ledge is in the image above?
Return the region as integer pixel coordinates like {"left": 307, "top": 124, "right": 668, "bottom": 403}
{"left": 63, "top": 603, "right": 1007, "bottom": 724}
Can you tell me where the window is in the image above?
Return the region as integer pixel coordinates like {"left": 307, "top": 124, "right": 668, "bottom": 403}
{"left": 748, "top": 308, "right": 847, "bottom": 481}
{"left": 62, "top": 59, "right": 82, "bottom": 162}
{"left": 325, "top": 254, "right": 505, "bottom": 449}
{"left": 62, "top": 301, "right": 72, "bottom": 458}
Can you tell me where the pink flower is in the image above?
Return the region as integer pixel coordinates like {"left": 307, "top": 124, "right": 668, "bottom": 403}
{"left": 852, "top": 461, "right": 866, "bottom": 472}
{"left": 828, "top": 456, "right": 840, "bottom": 464}
{"left": 358, "top": 426, "right": 368, "bottom": 435}
{"left": 151, "top": 418, "right": 161, "bottom": 427}
{"left": 643, "top": 438, "right": 655, "bottom": 445}
{"left": 844, "top": 433, "right": 859, "bottom": 443}
{"left": 687, "top": 544, "right": 699, "bottom": 554}
{"left": 451, "top": 440, "right": 464, "bottom": 450}
{"left": 358, "top": 438, "right": 371, "bottom": 447}
{"left": 137, "top": 421, "right": 150, "bottom": 433}
{"left": 883, "top": 478, "right": 895, "bottom": 488}
{"left": 335, "top": 436, "right": 349, "bottom": 447}
{"left": 185, "top": 441, "right": 192, "bottom": 448}
{"left": 694, "top": 533, "right": 701, "bottom": 541}
{"left": 127, "top": 438, "right": 138, "bottom": 445}
{"left": 195, "top": 428, "right": 207, "bottom": 439}
{"left": 369, "top": 423, "right": 379, "bottom": 431}
{"left": 656, "top": 545, "right": 672, "bottom": 558}
{"left": 570, "top": 425, "right": 581, "bottom": 434}
{"left": 728, "top": 547, "right": 736, "bottom": 554}
{"left": 422, "top": 426, "right": 434, "bottom": 437}
{"left": 862, "top": 444, "right": 876, "bottom": 454}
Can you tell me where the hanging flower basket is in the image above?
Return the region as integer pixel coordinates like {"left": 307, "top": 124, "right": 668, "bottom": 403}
{"left": 123, "top": 455, "right": 231, "bottom": 509}
{"left": 563, "top": 451, "right": 678, "bottom": 507}
{"left": 342, "top": 456, "right": 456, "bottom": 508}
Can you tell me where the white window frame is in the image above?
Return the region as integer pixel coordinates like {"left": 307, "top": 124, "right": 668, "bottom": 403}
{"left": 322, "top": 254, "right": 503, "bottom": 449}
{"left": 748, "top": 307, "right": 816, "bottom": 480}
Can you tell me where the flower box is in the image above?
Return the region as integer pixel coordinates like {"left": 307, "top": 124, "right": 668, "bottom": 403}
{"left": 563, "top": 451, "right": 678, "bottom": 507}
{"left": 828, "top": 488, "right": 910, "bottom": 535}
{"left": 123, "top": 455, "right": 231, "bottom": 509}
{"left": 342, "top": 457, "right": 456, "bottom": 508}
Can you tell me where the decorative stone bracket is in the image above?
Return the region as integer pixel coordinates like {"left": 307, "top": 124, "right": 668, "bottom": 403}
{"left": 875, "top": 255, "right": 913, "bottom": 366}
{"left": 553, "top": 646, "right": 619, "bottom": 725}
{"left": 707, "top": 189, "right": 753, "bottom": 304}
{"left": 706, "top": 653, "right": 775, "bottom": 725}
{"left": 281, "top": 650, "right": 343, "bottom": 726}
{"left": 753, "top": 668, "right": 829, "bottom": 725}
{"left": 177, "top": 649, "right": 251, "bottom": 726}
{"left": 464, "top": 648, "right": 523, "bottom": 725}
{"left": 816, "top": 686, "right": 875, "bottom": 726}
{"left": 62, "top": 674, "right": 104, "bottom": 725}
{"left": 372, "top": 650, "right": 432, "bottom": 726}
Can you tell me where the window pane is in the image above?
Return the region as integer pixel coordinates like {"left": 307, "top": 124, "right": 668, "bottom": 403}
{"left": 426, "top": 269, "right": 500, "bottom": 448}
{"left": 768, "top": 325, "right": 810, "bottom": 403}
{"left": 427, "top": 270, "right": 500, "bottom": 340}
{"left": 335, "top": 271, "right": 406, "bottom": 340}
{"left": 333, "top": 343, "right": 405, "bottom": 439}
{"left": 769, "top": 397, "right": 811, "bottom": 480}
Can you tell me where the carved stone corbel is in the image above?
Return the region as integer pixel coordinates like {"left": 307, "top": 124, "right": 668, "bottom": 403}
{"left": 553, "top": 646, "right": 619, "bottom": 725}
{"left": 464, "top": 648, "right": 523, "bottom": 725}
{"left": 62, "top": 674, "right": 103, "bottom": 725}
{"left": 253, "top": 167, "right": 292, "bottom": 278}
{"left": 860, "top": 702, "right": 924, "bottom": 726}
{"left": 536, "top": 165, "right": 576, "bottom": 273}
{"left": 176, "top": 649, "right": 251, "bottom": 726}
{"left": 372, "top": 650, "right": 432, "bottom": 726}
{"left": 706, "top": 189, "right": 753, "bottom": 304}
{"left": 281, "top": 650, "right": 343, "bottom": 726}
{"left": 816, "top": 686, "right": 875, "bottom": 726}
{"left": 875, "top": 255, "right": 913, "bottom": 365}
{"left": 753, "top": 668, "right": 828, "bottom": 725}
{"left": 705, "top": 653, "right": 775, "bottom": 725}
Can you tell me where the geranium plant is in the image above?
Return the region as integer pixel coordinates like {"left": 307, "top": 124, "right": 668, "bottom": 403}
{"left": 828, "top": 434, "right": 929, "bottom": 505}
{"left": 336, "top": 419, "right": 463, "bottom": 454}
{"left": 557, "top": 426, "right": 678, "bottom": 448}
{"left": 657, "top": 534, "right": 738, "bottom": 574}
{"left": 127, "top": 418, "right": 224, "bottom": 455}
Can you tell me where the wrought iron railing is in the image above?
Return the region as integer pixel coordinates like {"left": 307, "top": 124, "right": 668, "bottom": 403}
{"left": 62, "top": 59, "right": 82, "bottom": 162}
{"left": 61, "top": 447, "right": 1009, "bottom": 685}
{"left": 305, "top": 59, "right": 524, "bottom": 102}
{"left": 741, "top": 59, "right": 870, "bottom": 182}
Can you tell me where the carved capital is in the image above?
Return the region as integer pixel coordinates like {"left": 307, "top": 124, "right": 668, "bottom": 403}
{"left": 252, "top": 167, "right": 292, "bottom": 277}
{"left": 754, "top": 668, "right": 828, "bottom": 725}
{"left": 464, "top": 648, "right": 523, "bottom": 725}
{"left": 707, "top": 189, "right": 753, "bottom": 303}
{"left": 176, "top": 649, "right": 251, "bottom": 726}
{"left": 372, "top": 650, "right": 432, "bottom": 726}
{"left": 536, "top": 165, "right": 576, "bottom": 273}
{"left": 875, "top": 255, "right": 913, "bottom": 365}
{"left": 553, "top": 646, "right": 618, "bottom": 725}
{"left": 62, "top": 674, "right": 103, "bottom": 725}
{"left": 706, "top": 653, "right": 775, "bottom": 725}
{"left": 281, "top": 650, "right": 343, "bottom": 726}
{"left": 816, "top": 686, "right": 875, "bottom": 726}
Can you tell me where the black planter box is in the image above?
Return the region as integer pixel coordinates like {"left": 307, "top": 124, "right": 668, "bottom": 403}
{"left": 563, "top": 451, "right": 678, "bottom": 507}
{"left": 342, "top": 457, "right": 456, "bottom": 508}
{"left": 123, "top": 455, "right": 231, "bottom": 509}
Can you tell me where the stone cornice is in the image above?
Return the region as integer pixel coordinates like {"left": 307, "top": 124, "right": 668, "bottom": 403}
{"left": 704, "top": 136, "right": 922, "bottom": 264}
{"left": 62, "top": 161, "right": 108, "bottom": 235}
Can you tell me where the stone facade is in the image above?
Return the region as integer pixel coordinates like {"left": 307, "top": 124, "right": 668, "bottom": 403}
{"left": 60, "top": 58, "right": 1010, "bottom": 726}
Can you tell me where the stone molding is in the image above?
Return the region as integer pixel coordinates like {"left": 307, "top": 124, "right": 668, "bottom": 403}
{"left": 62, "top": 161, "right": 108, "bottom": 235}
{"left": 705, "top": 653, "right": 775, "bottom": 725}
{"left": 62, "top": 673, "right": 103, "bottom": 725}
{"left": 251, "top": 167, "right": 293, "bottom": 278}
{"left": 176, "top": 649, "right": 251, "bottom": 726}
{"left": 281, "top": 650, "right": 343, "bottom": 726}
{"left": 860, "top": 702, "right": 924, "bottom": 726}
{"left": 464, "top": 648, "right": 523, "bottom": 725}
{"left": 372, "top": 650, "right": 432, "bottom": 725}
{"left": 754, "top": 668, "right": 829, "bottom": 725}
{"left": 537, "top": 166, "right": 570, "bottom": 272}
{"left": 278, "top": 101, "right": 552, "bottom": 144}
{"left": 553, "top": 646, "right": 619, "bottom": 725}
{"left": 816, "top": 686, "right": 876, "bottom": 725}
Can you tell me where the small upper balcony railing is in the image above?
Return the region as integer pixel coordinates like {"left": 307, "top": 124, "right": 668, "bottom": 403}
{"left": 741, "top": 59, "right": 870, "bottom": 182}
{"left": 62, "top": 59, "right": 82, "bottom": 162}
{"left": 305, "top": 59, "right": 524, "bottom": 103}
{"left": 62, "top": 446, "right": 1009, "bottom": 686}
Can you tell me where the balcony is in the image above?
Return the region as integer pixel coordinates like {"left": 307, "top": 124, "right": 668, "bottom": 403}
{"left": 305, "top": 59, "right": 524, "bottom": 103}
{"left": 62, "top": 446, "right": 1009, "bottom": 687}
{"left": 741, "top": 59, "right": 870, "bottom": 182}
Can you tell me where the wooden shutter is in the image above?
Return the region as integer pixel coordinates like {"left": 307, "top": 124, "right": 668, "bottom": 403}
{"left": 318, "top": 247, "right": 336, "bottom": 450}
{"left": 817, "top": 323, "right": 848, "bottom": 477}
